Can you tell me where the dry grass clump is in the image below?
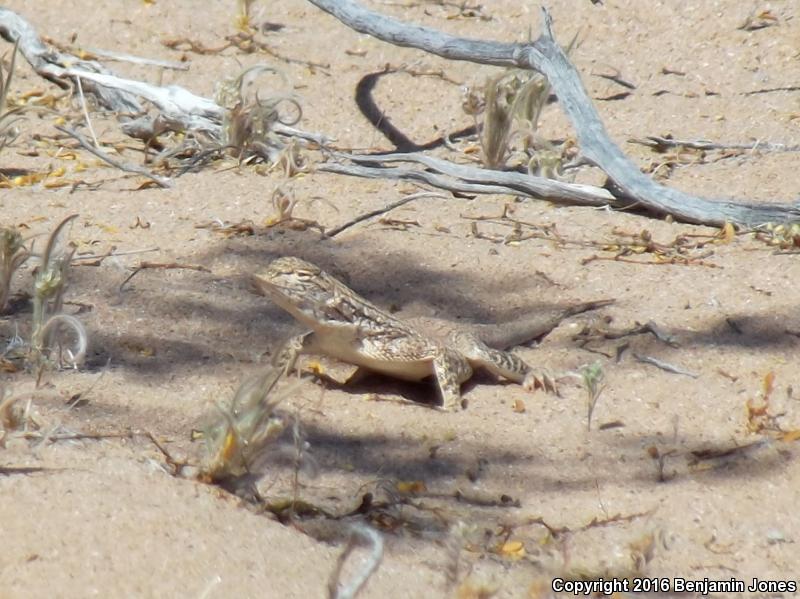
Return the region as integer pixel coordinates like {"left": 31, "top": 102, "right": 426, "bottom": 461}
{"left": 2, "top": 215, "right": 87, "bottom": 371}
{"left": 0, "top": 40, "right": 24, "bottom": 154}
{"left": 0, "top": 226, "right": 29, "bottom": 314}
{"left": 200, "top": 367, "right": 291, "bottom": 487}
{"left": 215, "top": 65, "right": 305, "bottom": 170}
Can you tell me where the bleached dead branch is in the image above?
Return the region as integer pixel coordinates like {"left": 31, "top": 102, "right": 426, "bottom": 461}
{"left": 306, "top": 0, "right": 800, "bottom": 227}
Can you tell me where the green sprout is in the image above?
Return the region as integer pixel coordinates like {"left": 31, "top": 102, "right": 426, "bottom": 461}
{"left": 581, "top": 361, "right": 605, "bottom": 431}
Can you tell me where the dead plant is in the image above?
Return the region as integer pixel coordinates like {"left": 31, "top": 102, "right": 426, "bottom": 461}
{"left": 0, "top": 225, "right": 29, "bottom": 313}
{"left": 28, "top": 214, "right": 87, "bottom": 368}
{"left": 200, "top": 367, "right": 293, "bottom": 487}
{"left": 0, "top": 384, "right": 40, "bottom": 446}
{"left": 215, "top": 64, "right": 304, "bottom": 164}
{"left": 0, "top": 40, "right": 24, "bottom": 154}
{"left": 462, "top": 36, "right": 576, "bottom": 174}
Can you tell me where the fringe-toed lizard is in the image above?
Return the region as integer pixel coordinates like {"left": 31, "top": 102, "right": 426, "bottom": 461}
{"left": 252, "top": 256, "right": 612, "bottom": 411}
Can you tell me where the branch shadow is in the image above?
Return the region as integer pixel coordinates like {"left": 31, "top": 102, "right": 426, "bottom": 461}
{"left": 355, "top": 68, "right": 476, "bottom": 152}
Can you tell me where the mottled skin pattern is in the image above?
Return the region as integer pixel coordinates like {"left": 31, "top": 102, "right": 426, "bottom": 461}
{"left": 253, "top": 257, "right": 610, "bottom": 410}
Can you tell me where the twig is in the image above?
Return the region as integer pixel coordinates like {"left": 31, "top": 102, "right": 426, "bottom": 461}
{"left": 74, "top": 76, "right": 99, "bottom": 148}
{"left": 744, "top": 86, "right": 800, "bottom": 96}
{"left": 326, "top": 190, "right": 448, "bottom": 237}
{"left": 0, "top": 465, "right": 51, "bottom": 476}
{"left": 582, "top": 254, "right": 719, "bottom": 268}
{"left": 630, "top": 136, "right": 800, "bottom": 153}
{"left": 71, "top": 246, "right": 160, "bottom": 267}
{"left": 83, "top": 46, "right": 190, "bottom": 70}
{"left": 36, "top": 427, "right": 185, "bottom": 473}
{"left": 55, "top": 125, "right": 172, "bottom": 188}
{"left": 119, "top": 261, "right": 211, "bottom": 292}
{"left": 633, "top": 353, "right": 699, "bottom": 378}
{"left": 327, "top": 524, "right": 384, "bottom": 599}
{"left": 578, "top": 321, "right": 680, "bottom": 348}
{"left": 141, "top": 430, "right": 185, "bottom": 475}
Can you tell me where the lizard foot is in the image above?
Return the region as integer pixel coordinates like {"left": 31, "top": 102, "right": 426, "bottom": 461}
{"left": 523, "top": 370, "right": 559, "bottom": 395}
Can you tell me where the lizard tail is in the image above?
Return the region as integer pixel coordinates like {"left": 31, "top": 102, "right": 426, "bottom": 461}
{"left": 478, "top": 298, "right": 615, "bottom": 349}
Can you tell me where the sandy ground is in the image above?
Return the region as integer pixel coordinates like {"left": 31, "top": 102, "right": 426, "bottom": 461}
{"left": 1, "top": 0, "right": 800, "bottom": 597}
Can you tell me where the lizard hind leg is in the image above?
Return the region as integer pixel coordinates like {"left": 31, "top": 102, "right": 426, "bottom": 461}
{"left": 453, "top": 331, "right": 557, "bottom": 393}
{"left": 432, "top": 348, "right": 473, "bottom": 411}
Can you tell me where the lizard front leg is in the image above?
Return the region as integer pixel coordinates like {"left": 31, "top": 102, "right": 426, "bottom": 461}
{"left": 432, "top": 348, "right": 473, "bottom": 411}
{"left": 272, "top": 331, "right": 317, "bottom": 376}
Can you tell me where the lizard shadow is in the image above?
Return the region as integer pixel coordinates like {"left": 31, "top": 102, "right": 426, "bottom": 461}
{"left": 26, "top": 231, "right": 800, "bottom": 384}
{"left": 318, "top": 370, "right": 520, "bottom": 410}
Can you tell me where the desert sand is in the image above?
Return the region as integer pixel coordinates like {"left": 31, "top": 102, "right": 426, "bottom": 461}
{"left": 1, "top": 1, "right": 799, "bottom": 597}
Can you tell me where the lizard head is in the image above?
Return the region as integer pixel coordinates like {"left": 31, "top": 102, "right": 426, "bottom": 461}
{"left": 252, "top": 256, "right": 338, "bottom": 327}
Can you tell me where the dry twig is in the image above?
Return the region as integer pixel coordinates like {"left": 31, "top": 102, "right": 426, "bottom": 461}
{"left": 55, "top": 125, "right": 172, "bottom": 188}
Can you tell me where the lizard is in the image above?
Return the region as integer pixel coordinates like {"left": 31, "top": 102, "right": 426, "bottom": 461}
{"left": 252, "top": 256, "right": 613, "bottom": 411}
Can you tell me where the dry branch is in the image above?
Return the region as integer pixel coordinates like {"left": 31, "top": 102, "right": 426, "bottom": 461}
{"left": 0, "top": 8, "right": 141, "bottom": 113}
{"left": 55, "top": 125, "right": 172, "bottom": 188}
{"left": 306, "top": 0, "right": 800, "bottom": 227}
{"left": 0, "top": 8, "right": 328, "bottom": 144}
{"left": 325, "top": 190, "right": 449, "bottom": 237}
{"left": 321, "top": 151, "right": 616, "bottom": 206}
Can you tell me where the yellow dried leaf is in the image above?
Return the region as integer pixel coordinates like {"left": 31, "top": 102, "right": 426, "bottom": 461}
{"left": 49, "top": 166, "right": 67, "bottom": 178}
{"left": 512, "top": 398, "right": 526, "bottom": 413}
{"left": 43, "top": 179, "right": 70, "bottom": 189}
{"left": 306, "top": 360, "right": 325, "bottom": 375}
{"left": 762, "top": 371, "right": 775, "bottom": 398}
{"left": 781, "top": 430, "right": 800, "bottom": 443}
{"left": 457, "top": 579, "right": 498, "bottom": 599}
{"left": 396, "top": 480, "right": 426, "bottom": 494}
{"left": 20, "top": 89, "right": 44, "bottom": 100}
{"left": 135, "top": 180, "right": 162, "bottom": 190}
{"left": 0, "top": 358, "right": 19, "bottom": 373}
{"left": 497, "top": 540, "right": 526, "bottom": 560}
{"left": 689, "top": 461, "right": 715, "bottom": 473}
{"left": 746, "top": 398, "right": 768, "bottom": 418}
{"left": 719, "top": 222, "right": 735, "bottom": 243}
{"left": 221, "top": 430, "right": 239, "bottom": 462}
{"left": 53, "top": 116, "right": 66, "bottom": 126}
{"left": 11, "top": 172, "right": 47, "bottom": 187}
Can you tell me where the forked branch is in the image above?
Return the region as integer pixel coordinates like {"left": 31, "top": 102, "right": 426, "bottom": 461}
{"left": 307, "top": 0, "right": 800, "bottom": 227}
